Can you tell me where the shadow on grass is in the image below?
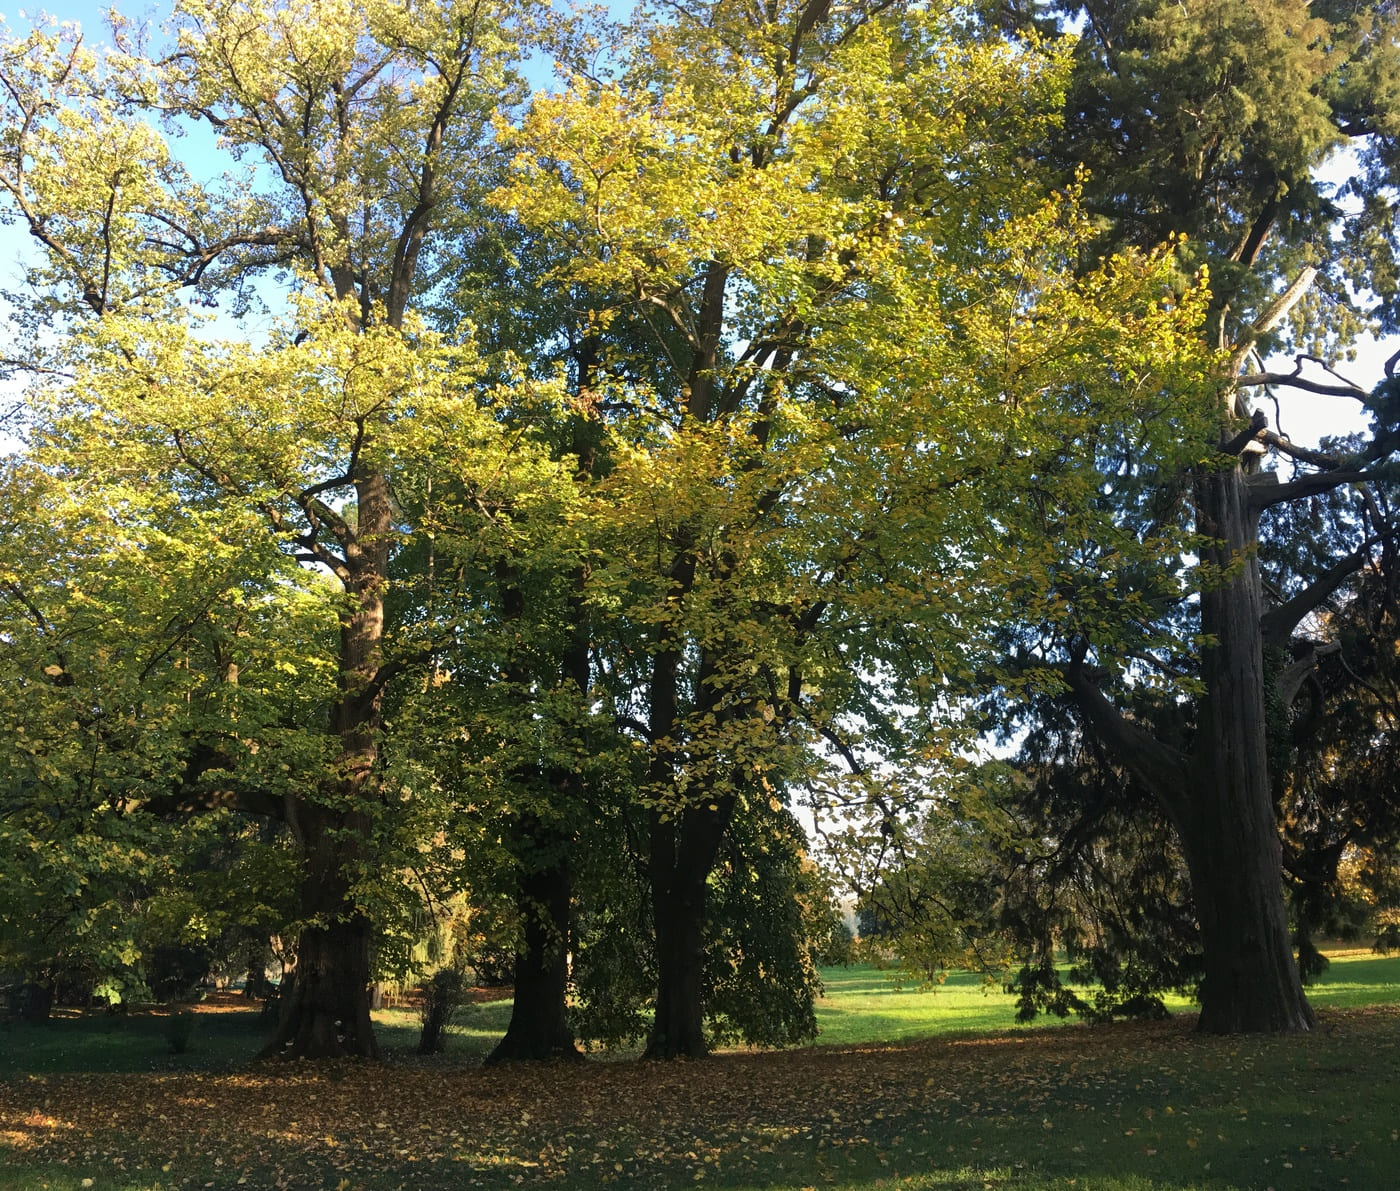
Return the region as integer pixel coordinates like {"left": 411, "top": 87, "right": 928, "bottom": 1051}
{"left": 3, "top": 1006, "right": 1398, "bottom": 1190}
{"left": 0, "top": 1005, "right": 270, "bottom": 1076}
{"left": 4, "top": 954, "right": 1400, "bottom": 1189}
{"left": 0, "top": 993, "right": 514, "bottom": 1076}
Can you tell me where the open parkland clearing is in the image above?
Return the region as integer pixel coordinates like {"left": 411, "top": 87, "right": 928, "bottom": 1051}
{"left": 3, "top": 954, "right": 1399, "bottom": 1191}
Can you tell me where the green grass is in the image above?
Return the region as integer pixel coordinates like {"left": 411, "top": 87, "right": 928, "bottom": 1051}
{"left": 5, "top": 1005, "right": 1399, "bottom": 1190}
{"left": 1295, "top": 948, "right": 1400, "bottom": 1009}
{"left": 0, "top": 996, "right": 486, "bottom": 1076}
{"left": 373, "top": 995, "right": 516, "bottom": 1058}
{"left": 0, "top": 1004, "right": 262, "bottom": 1076}
{"left": 3, "top": 951, "right": 1397, "bottom": 1074}
{"left": 812, "top": 965, "right": 1057, "bottom": 1045}
{"left": 812, "top": 947, "right": 1400, "bottom": 1043}
{"left": 3, "top": 950, "right": 1399, "bottom": 1190}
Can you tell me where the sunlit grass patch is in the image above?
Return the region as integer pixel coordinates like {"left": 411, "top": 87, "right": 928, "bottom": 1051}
{"left": 814, "top": 948, "right": 1400, "bottom": 1045}
{"left": 3, "top": 949, "right": 1400, "bottom": 1190}
{"left": 1304, "top": 951, "right": 1400, "bottom": 1009}
{"left": 813, "top": 965, "right": 1053, "bottom": 1046}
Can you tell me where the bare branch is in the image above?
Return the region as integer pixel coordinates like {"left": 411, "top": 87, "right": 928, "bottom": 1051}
{"left": 1220, "top": 408, "right": 1269, "bottom": 455}
{"left": 1237, "top": 352, "right": 1369, "bottom": 400}
{"left": 1260, "top": 538, "right": 1382, "bottom": 647}
{"left": 1259, "top": 431, "right": 1344, "bottom": 470}
{"left": 1250, "top": 469, "right": 1370, "bottom": 511}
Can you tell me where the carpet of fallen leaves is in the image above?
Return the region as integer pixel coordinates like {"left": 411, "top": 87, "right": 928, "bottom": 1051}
{"left": 4, "top": 1003, "right": 1399, "bottom": 1190}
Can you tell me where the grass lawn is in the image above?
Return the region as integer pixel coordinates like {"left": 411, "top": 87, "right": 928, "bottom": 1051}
{"left": 2, "top": 950, "right": 1398, "bottom": 1190}
{"left": 813, "top": 947, "right": 1400, "bottom": 1045}
{"left": 811, "top": 966, "right": 1074, "bottom": 1047}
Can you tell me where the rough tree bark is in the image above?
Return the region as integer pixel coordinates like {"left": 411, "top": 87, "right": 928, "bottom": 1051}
{"left": 643, "top": 634, "right": 739, "bottom": 1058}
{"left": 260, "top": 470, "right": 393, "bottom": 1060}
{"left": 486, "top": 813, "right": 581, "bottom": 1064}
{"left": 1068, "top": 458, "right": 1315, "bottom": 1034}
{"left": 645, "top": 799, "right": 736, "bottom": 1059}
{"left": 1185, "top": 463, "right": 1315, "bottom": 1033}
{"left": 261, "top": 834, "right": 379, "bottom": 1058}
{"left": 646, "top": 830, "right": 710, "bottom": 1059}
{"left": 486, "top": 386, "right": 603, "bottom": 1063}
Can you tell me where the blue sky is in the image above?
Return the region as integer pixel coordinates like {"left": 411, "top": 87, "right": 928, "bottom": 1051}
{"left": 0, "top": 3, "right": 153, "bottom": 289}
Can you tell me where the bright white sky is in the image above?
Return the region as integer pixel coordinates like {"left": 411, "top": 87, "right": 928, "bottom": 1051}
{"left": 1268, "top": 341, "right": 1387, "bottom": 449}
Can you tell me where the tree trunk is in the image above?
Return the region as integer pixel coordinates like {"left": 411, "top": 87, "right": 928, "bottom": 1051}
{"left": 1186, "top": 464, "right": 1314, "bottom": 1033}
{"left": 487, "top": 831, "right": 581, "bottom": 1064}
{"left": 640, "top": 541, "right": 716, "bottom": 1060}
{"left": 486, "top": 535, "right": 593, "bottom": 1064}
{"left": 262, "top": 470, "right": 393, "bottom": 1060}
{"left": 260, "top": 911, "right": 378, "bottom": 1059}
{"left": 644, "top": 790, "right": 736, "bottom": 1059}
{"left": 645, "top": 825, "right": 710, "bottom": 1059}
{"left": 258, "top": 800, "right": 380, "bottom": 1058}
{"left": 1177, "top": 813, "right": 1315, "bottom": 1032}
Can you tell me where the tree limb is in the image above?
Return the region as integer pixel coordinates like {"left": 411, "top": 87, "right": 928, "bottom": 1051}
{"left": 140, "top": 784, "right": 285, "bottom": 820}
{"left": 1236, "top": 352, "right": 1369, "bottom": 400}
{"left": 1261, "top": 539, "right": 1382, "bottom": 647}
{"left": 139, "top": 739, "right": 286, "bottom": 820}
{"left": 347, "top": 645, "right": 435, "bottom": 714}
{"left": 1275, "top": 641, "right": 1342, "bottom": 708}
{"left": 1219, "top": 408, "right": 1268, "bottom": 455}
{"left": 1259, "top": 431, "right": 1344, "bottom": 470}
{"left": 1250, "top": 469, "right": 1370, "bottom": 511}
{"left": 1063, "top": 665, "right": 1191, "bottom": 827}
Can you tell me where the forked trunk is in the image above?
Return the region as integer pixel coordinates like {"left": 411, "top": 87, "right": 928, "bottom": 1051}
{"left": 1188, "top": 464, "right": 1314, "bottom": 1033}
{"left": 487, "top": 837, "right": 581, "bottom": 1064}
{"left": 644, "top": 852, "right": 709, "bottom": 1059}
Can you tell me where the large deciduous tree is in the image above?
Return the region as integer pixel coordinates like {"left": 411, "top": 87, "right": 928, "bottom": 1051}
{"left": 498, "top": 0, "right": 1211, "bottom": 1056}
{"left": 0, "top": 0, "right": 539, "bottom": 1058}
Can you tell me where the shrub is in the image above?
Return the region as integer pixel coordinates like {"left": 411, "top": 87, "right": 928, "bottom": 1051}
{"left": 417, "top": 968, "right": 466, "bottom": 1055}
{"left": 148, "top": 944, "right": 211, "bottom": 1003}
{"left": 5, "top": 981, "right": 53, "bottom": 1023}
{"left": 816, "top": 919, "right": 856, "bottom": 967}
{"left": 165, "top": 1009, "right": 196, "bottom": 1055}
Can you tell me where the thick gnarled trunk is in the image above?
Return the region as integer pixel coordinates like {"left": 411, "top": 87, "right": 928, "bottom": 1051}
{"left": 487, "top": 828, "right": 581, "bottom": 1064}
{"left": 259, "top": 798, "right": 380, "bottom": 1058}
{"left": 1070, "top": 461, "right": 1315, "bottom": 1034}
{"left": 264, "top": 472, "right": 392, "bottom": 1060}
{"left": 261, "top": 907, "right": 378, "bottom": 1059}
{"left": 1186, "top": 465, "right": 1314, "bottom": 1033}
